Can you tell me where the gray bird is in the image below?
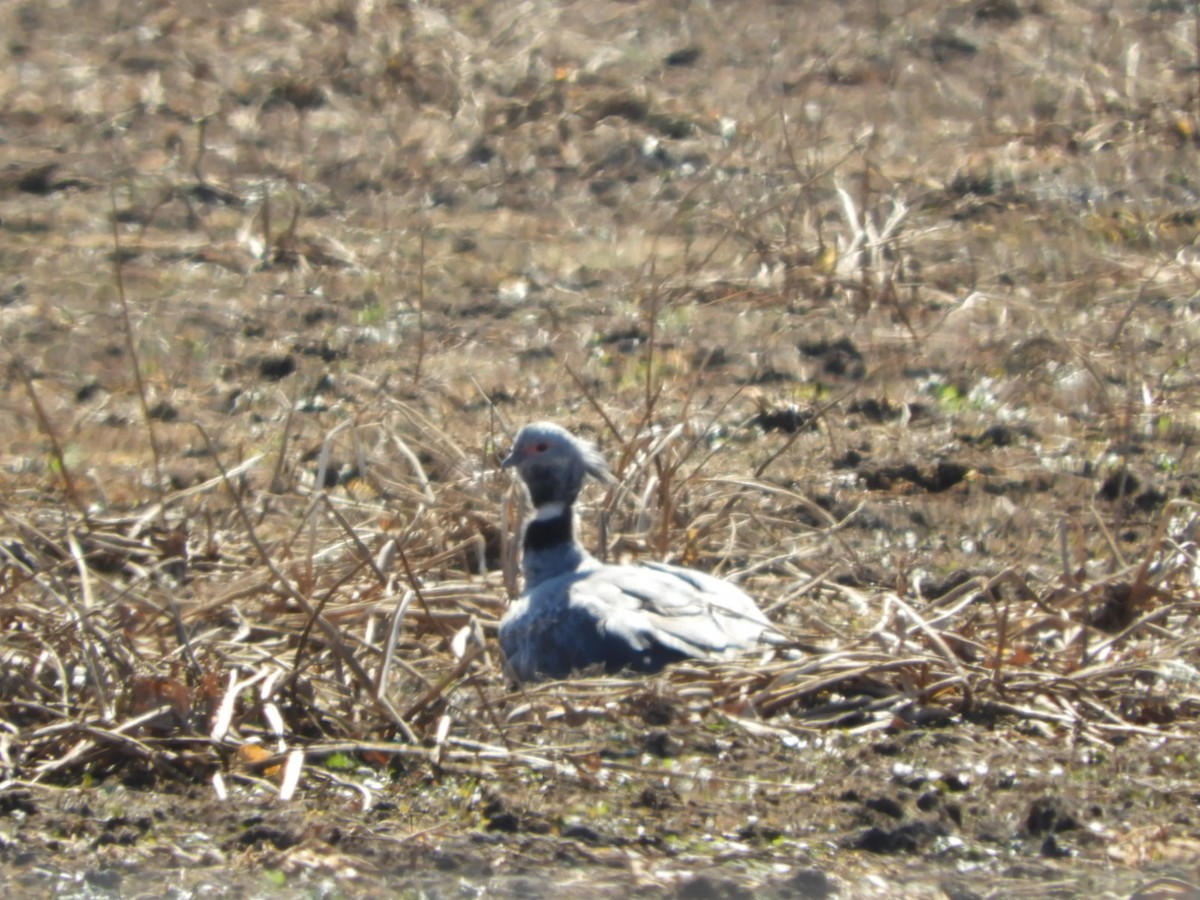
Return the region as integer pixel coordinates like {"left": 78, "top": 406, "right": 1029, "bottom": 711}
{"left": 498, "top": 422, "right": 782, "bottom": 681}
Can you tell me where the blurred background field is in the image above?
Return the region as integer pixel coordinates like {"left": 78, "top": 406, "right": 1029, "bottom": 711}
{"left": 2, "top": 1, "right": 1200, "bottom": 896}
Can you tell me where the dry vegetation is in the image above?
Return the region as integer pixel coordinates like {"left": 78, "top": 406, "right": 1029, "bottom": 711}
{"left": 2, "top": 0, "right": 1200, "bottom": 896}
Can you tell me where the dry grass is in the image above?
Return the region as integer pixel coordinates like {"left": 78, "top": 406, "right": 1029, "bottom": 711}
{"left": 2, "top": 446, "right": 1198, "bottom": 794}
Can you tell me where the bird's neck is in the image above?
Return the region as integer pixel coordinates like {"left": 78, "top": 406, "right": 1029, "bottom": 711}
{"left": 521, "top": 502, "right": 591, "bottom": 589}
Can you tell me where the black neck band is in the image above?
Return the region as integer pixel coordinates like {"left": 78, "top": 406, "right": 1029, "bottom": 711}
{"left": 523, "top": 513, "right": 573, "bottom": 553}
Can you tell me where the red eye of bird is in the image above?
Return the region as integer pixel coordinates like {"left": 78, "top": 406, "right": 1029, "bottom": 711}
{"left": 533, "top": 442, "right": 549, "bottom": 453}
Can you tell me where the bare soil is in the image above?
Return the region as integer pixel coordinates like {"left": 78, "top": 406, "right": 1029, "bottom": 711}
{"left": 2, "top": 0, "right": 1200, "bottom": 897}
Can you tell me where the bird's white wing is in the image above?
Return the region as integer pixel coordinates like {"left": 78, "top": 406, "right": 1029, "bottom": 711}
{"left": 500, "top": 561, "right": 783, "bottom": 681}
{"left": 566, "top": 563, "right": 780, "bottom": 659}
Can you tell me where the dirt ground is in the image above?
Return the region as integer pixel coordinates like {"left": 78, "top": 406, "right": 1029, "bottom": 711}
{"left": 2, "top": 0, "right": 1200, "bottom": 896}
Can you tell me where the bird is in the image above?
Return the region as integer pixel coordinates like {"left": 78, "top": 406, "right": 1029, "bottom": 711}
{"left": 498, "top": 421, "right": 782, "bottom": 682}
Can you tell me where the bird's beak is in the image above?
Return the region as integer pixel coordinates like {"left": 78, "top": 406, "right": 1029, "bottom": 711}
{"left": 500, "top": 448, "right": 518, "bottom": 469}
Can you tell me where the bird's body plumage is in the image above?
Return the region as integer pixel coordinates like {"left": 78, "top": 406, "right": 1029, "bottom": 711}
{"left": 498, "top": 422, "right": 781, "bottom": 682}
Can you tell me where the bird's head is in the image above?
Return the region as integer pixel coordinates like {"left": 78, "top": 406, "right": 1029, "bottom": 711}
{"left": 501, "top": 422, "right": 613, "bottom": 509}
